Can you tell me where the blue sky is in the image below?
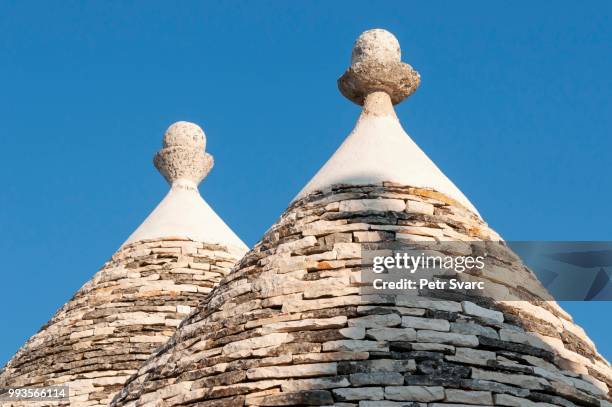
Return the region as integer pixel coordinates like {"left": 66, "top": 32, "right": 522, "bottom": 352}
{"left": 0, "top": 1, "right": 610, "bottom": 365}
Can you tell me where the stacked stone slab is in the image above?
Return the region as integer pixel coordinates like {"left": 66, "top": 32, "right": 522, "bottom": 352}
{"left": 110, "top": 30, "right": 611, "bottom": 406}
{"left": 111, "top": 185, "right": 611, "bottom": 407}
{"left": 0, "top": 122, "right": 248, "bottom": 406}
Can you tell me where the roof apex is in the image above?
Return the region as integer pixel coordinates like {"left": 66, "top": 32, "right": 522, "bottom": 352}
{"left": 122, "top": 121, "right": 248, "bottom": 253}
{"left": 295, "top": 29, "right": 478, "bottom": 215}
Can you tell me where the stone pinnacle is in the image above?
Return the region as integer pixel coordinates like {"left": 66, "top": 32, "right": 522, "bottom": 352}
{"left": 338, "top": 28, "right": 421, "bottom": 105}
{"left": 154, "top": 121, "right": 214, "bottom": 187}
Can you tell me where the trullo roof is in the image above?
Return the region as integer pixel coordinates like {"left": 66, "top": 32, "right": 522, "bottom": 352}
{"left": 103, "top": 29, "right": 608, "bottom": 406}
{"left": 0, "top": 121, "right": 248, "bottom": 406}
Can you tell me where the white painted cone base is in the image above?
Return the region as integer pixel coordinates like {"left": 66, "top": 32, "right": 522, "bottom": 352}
{"left": 123, "top": 179, "right": 248, "bottom": 255}
{"left": 295, "top": 92, "right": 478, "bottom": 215}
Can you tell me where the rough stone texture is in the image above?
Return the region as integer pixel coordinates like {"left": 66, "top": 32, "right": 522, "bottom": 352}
{"left": 163, "top": 121, "right": 206, "bottom": 149}
{"left": 110, "top": 184, "right": 612, "bottom": 406}
{"left": 0, "top": 238, "right": 241, "bottom": 406}
{"left": 155, "top": 121, "right": 213, "bottom": 185}
{"left": 339, "top": 29, "right": 420, "bottom": 105}
{"left": 154, "top": 148, "right": 213, "bottom": 186}
{"left": 351, "top": 29, "right": 401, "bottom": 66}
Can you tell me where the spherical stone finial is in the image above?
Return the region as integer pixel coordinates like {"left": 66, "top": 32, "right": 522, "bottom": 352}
{"left": 163, "top": 121, "right": 206, "bottom": 150}
{"left": 351, "top": 29, "right": 401, "bottom": 65}
{"left": 339, "top": 28, "right": 420, "bottom": 106}
{"left": 154, "top": 121, "right": 213, "bottom": 186}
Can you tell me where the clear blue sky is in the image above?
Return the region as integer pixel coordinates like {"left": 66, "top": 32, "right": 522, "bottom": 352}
{"left": 0, "top": 1, "right": 610, "bottom": 365}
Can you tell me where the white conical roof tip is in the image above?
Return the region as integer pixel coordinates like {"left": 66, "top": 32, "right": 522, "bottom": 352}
{"left": 123, "top": 121, "right": 248, "bottom": 253}
{"left": 298, "top": 29, "right": 479, "bottom": 215}
{"left": 351, "top": 29, "right": 401, "bottom": 65}
{"left": 154, "top": 121, "right": 213, "bottom": 186}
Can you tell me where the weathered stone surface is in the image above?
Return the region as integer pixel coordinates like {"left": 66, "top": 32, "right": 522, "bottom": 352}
{"left": 333, "top": 387, "right": 384, "bottom": 401}
{"left": 410, "top": 342, "right": 455, "bottom": 353}
{"left": 338, "top": 359, "right": 416, "bottom": 374}
{"left": 459, "top": 378, "right": 530, "bottom": 398}
{"left": 417, "top": 359, "right": 471, "bottom": 379}
{"left": 247, "top": 363, "right": 337, "bottom": 379}
{"left": 384, "top": 386, "right": 445, "bottom": 402}
{"left": 0, "top": 237, "right": 241, "bottom": 406}
{"left": 402, "top": 316, "right": 450, "bottom": 331}
{"left": 498, "top": 328, "right": 550, "bottom": 351}
{"left": 358, "top": 305, "right": 426, "bottom": 317}
{"left": 292, "top": 351, "right": 368, "bottom": 364}
{"left": 223, "top": 333, "right": 292, "bottom": 355}
{"left": 260, "top": 316, "right": 347, "bottom": 334}
{"left": 450, "top": 321, "right": 498, "bottom": 339}
{"left": 405, "top": 200, "right": 434, "bottom": 215}
{"left": 461, "top": 301, "right": 503, "bottom": 324}
{"left": 340, "top": 326, "right": 367, "bottom": 339}
{"left": 255, "top": 390, "right": 334, "bottom": 405}
{"left": 354, "top": 231, "right": 394, "bottom": 243}
{"left": 477, "top": 336, "right": 555, "bottom": 362}
{"left": 323, "top": 340, "right": 389, "bottom": 352}
{"left": 335, "top": 242, "right": 362, "bottom": 259}
{"left": 367, "top": 328, "right": 417, "bottom": 342}
{"left": 444, "top": 389, "right": 493, "bottom": 404}
{"left": 395, "top": 297, "right": 461, "bottom": 313}
{"left": 277, "top": 236, "right": 318, "bottom": 253}
{"left": 349, "top": 372, "right": 404, "bottom": 386}
{"left": 446, "top": 347, "right": 496, "bottom": 366}
{"left": 339, "top": 199, "right": 405, "bottom": 213}
{"left": 417, "top": 330, "right": 479, "bottom": 347}
{"left": 528, "top": 391, "right": 578, "bottom": 407}
{"left": 471, "top": 368, "right": 549, "bottom": 390}
{"left": 281, "top": 376, "right": 350, "bottom": 392}
{"left": 494, "top": 393, "right": 552, "bottom": 407}
{"left": 349, "top": 314, "right": 402, "bottom": 328}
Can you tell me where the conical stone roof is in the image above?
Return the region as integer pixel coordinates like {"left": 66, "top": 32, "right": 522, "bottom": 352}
{"left": 0, "top": 121, "right": 248, "bottom": 406}
{"left": 112, "top": 30, "right": 611, "bottom": 406}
